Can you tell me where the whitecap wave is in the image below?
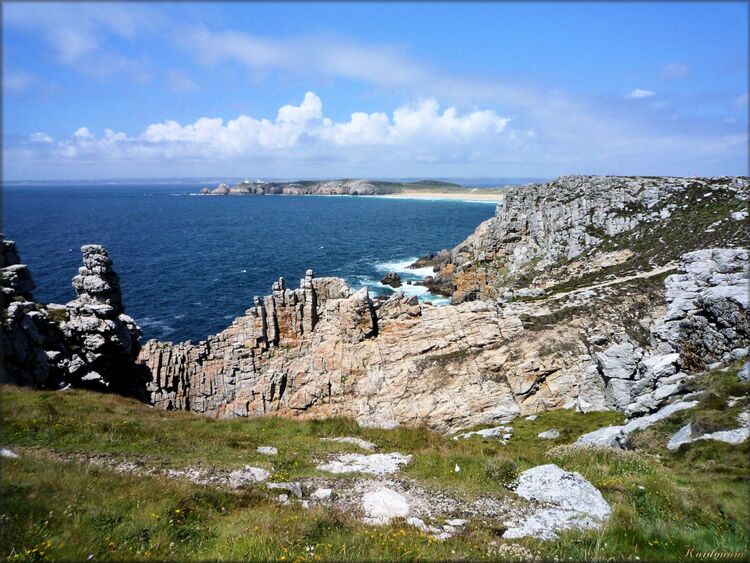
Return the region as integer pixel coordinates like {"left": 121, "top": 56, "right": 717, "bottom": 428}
{"left": 375, "top": 258, "right": 435, "bottom": 279}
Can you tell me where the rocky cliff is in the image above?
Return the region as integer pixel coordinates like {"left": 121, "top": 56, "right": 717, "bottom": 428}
{"left": 137, "top": 245, "right": 747, "bottom": 432}
{"left": 424, "top": 175, "right": 748, "bottom": 303}
{"left": 3, "top": 175, "right": 748, "bottom": 433}
{"left": 1, "top": 240, "right": 144, "bottom": 395}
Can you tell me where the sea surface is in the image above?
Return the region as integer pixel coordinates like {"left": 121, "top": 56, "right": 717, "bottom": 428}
{"left": 3, "top": 184, "right": 497, "bottom": 343}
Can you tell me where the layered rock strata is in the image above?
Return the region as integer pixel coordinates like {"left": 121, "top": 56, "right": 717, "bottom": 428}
{"left": 137, "top": 262, "right": 680, "bottom": 432}
{"left": 139, "top": 272, "right": 562, "bottom": 432}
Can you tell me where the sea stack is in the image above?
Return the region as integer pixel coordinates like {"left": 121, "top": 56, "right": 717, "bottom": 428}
{"left": 62, "top": 245, "right": 143, "bottom": 393}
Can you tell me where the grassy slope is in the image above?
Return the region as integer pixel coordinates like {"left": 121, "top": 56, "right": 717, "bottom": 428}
{"left": 1, "top": 364, "right": 748, "bottom": 561}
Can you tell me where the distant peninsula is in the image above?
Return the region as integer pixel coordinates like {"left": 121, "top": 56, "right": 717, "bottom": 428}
{"left": 199, "top": 178, "right": 508, "bottom": 198}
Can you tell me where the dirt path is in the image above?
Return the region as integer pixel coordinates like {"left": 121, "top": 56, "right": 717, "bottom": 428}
{"left": 549, "top": 262, "right": 678, "bottom": 302}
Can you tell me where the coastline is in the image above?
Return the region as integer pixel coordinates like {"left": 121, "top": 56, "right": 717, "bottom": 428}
{"left": 378, "top": 191, "right": 505, "bottom": 203}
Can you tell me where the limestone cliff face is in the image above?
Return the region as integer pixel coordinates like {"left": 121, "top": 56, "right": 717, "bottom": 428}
{"left": 4, "top": 176, "right": 748, "bottom": 433}
{"left": 431, "top": 175, "right": 748, "bottom": 303}
{"left": 205, "top": 179, "right": 394, "bottom": 196}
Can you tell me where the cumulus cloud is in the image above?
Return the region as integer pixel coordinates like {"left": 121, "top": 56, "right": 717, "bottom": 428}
{"left": 29, "top": 132, "right": 54, "bottom": 143}
{"left": 625, "top": 89, "right": 656, "bottom": 100}
{"left": 20, "top": 92, "right": 515, "bottom": 165}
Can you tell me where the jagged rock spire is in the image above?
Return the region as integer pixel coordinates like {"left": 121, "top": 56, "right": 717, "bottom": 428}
{"left": 1, "top": 235, "right": 35, "bottom": 301}
{"left": 63, "top": 245, "right": 144, "bottom": 394}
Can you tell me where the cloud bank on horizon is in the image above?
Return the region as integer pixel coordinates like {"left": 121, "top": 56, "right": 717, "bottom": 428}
{"left": 2, "top": 2, "right": 748, "bottom": 179}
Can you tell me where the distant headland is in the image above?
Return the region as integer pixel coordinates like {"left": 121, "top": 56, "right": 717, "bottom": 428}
{"left": 198, "top": 178, "right": 508, "bottom": 202}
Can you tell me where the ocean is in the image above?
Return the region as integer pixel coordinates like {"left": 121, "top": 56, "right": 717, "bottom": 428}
{"left": 2, "top": 184, "right": 497, "bottom": 343}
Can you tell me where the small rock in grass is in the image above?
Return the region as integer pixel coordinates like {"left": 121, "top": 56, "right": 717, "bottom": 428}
{"left": 228, "top": 466, "right": 270, "bottom": 487}
{"left": 0, "top": 448, "right": 19, "bottom": 459}
{"left": 525, "top": 415, "right": 538, "bottom": 421}
{"left": 311, "top": 488, "right": 333, "bottom": 500}
{"left": 256, "top": 446, "right": 278, "bottom": 455}
{"left": 267, "top": 482, "right": 303, "bottom": 499}
{"left": 538, "top": 429, "right": 560, "bottom": 440}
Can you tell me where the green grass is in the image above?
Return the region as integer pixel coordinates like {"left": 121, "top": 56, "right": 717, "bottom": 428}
{"left": 1, "top": 379, "right": 749, "bottom": 561}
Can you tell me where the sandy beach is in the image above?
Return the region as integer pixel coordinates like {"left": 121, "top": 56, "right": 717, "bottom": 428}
{"left": 380, "top": 191, "right": 505, "bottom": 203}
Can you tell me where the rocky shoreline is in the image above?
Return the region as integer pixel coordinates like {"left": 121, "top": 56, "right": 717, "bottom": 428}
{"left": 3, "top": 175, "right": 748, "bottom": 436}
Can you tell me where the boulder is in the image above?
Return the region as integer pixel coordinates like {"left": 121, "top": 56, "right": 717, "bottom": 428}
{"left": 380, "top": 271, "right": 402, "bottom": 288}
{"left": 575, "top": 425, "right": 624, "bottom": 449}
{"left": 362, "top": 487, "right": 410, "bottom": 524}
{"left": 503, "top": 464, "right": 611, "bottom": 540}
{"left": 317, "top": 452, "right": 412, "bottom": 475}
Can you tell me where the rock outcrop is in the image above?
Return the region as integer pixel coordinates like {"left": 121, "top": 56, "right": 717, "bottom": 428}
{"left": 1, "top": 236, "right": 36, "bottom": 300}
{"left": 380, "top": 271, "right": 402, "bottom": 288}
{"left": 429, "top": 175, "right": 748, "bottom": 303}
{"left": 2, "top": 241, "right": 144, "bottom": 396}
{"left": 4, "top": 176, "right": 748, "bottom": 437}
{"left": 1, "top": 235, "right": 69, "bottom": 387}
{"left": 138, "top": 276, "right": 537, "bottom": 431}
{"left": 62, "top": 245, "right": 143, "bottom": 393}
{"left": 205, "top": 179, "right": 401, "bottom": 196}
{"left": 139, "top": 176, "right": 748, "bottom": 432}
{"left": 576, "top": 248, "right": 749, "bottom": 417}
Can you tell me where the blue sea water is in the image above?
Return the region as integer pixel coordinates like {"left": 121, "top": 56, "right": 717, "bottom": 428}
{"left": 2, "top": 184, "right": 496, "bottom": 343}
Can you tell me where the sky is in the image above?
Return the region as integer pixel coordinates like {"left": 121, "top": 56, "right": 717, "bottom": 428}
{"left": 2, "top": 2, "right": 748, "bottom": 180}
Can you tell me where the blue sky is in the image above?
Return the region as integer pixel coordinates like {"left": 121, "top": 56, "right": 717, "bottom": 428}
{"left": 3, "top": 2, "right": 747, "bottom": 180}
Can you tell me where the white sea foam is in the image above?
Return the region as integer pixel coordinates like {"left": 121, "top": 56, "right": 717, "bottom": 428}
{"left": 375, "top": 258, "right": 435, "bottom": 279}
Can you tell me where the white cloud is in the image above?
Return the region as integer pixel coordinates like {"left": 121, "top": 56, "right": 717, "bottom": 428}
{"left": 29, "top": 132, "right": 54, "bottom": 143}
{"left": 138, "top": 92, "right": 511, "bottom": 155}
{"left": 74, "top": 127, "right": 95, "bottom": 140}
{"left": 659, "top": 63, "right": 690, "bottom": 80}
{"left": 625, "top": 89, "right": 656, "bottom": 100}
{"left": 4, "top": 3, "right": 155, "bottom": 79}
{"left": 17, "top": 92, "right": 516, "bottom": 167}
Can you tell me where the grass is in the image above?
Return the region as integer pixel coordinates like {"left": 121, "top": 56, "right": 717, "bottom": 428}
{"left": 1, "top": 376, "right": 749, "bottom": 561}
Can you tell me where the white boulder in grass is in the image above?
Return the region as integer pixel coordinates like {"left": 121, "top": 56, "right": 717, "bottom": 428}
{"left": 317, "top": 452, "right": 412, "bottom": 475}
{"left": 362, "top": 487, "right": 410, "bottom": 524}
{"left": 503, "top": 464, "right": 611, "bottom": 540}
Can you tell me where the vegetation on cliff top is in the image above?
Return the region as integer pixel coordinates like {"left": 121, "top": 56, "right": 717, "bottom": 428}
{"left": 2, "top": 363, "right": 748, "bottom": 561}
